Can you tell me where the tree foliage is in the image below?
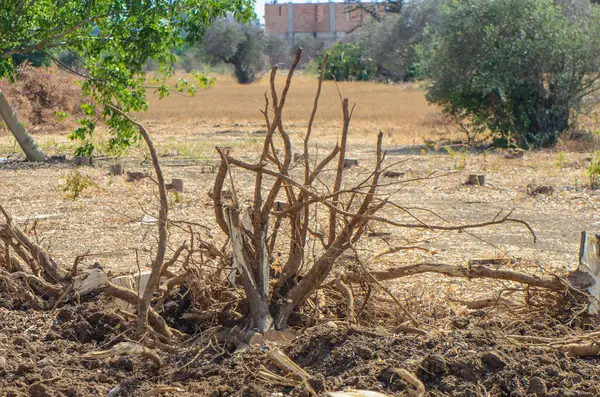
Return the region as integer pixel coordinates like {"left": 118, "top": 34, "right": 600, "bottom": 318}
{"left": 320, "top": 42, "right": 376, "bottom": 82}
{"left": 417, "top": 0, "right": 600, "bottom": 148}
{"left": 357, "top": 0, "right": 442, "bottom": 81}
{"left": 0, "top": 0, "right": 254, "bottom": 155}
{"left": 344, "top": 0, "right": 403, "bottom": 19}
{"left": 202, "top": 18, "right": 268, "bottom": 84}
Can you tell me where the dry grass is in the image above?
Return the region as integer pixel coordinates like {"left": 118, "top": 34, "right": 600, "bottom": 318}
{"left": 136, "top": 72, "right": 448, "bottom": 146}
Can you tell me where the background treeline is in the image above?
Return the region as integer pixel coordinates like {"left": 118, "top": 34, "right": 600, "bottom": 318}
{"left": 11, "top": 0, "right": 600, "bottom": 149}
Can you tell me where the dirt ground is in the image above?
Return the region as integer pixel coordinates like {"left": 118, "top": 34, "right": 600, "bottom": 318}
{"left": 1, "top": 75, "right": 600, "bottom": 396}
{"left": 1, "top": 296, "right": 599, "bottom": 397}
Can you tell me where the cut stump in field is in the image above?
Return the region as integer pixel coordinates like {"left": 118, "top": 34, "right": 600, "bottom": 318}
{"left": 466, "top": 174, "right": 485, "bottom": 186}
{"left": 74, "top": 156, "right": 92, "bottom": 166}
{"left": 110, "top": 164, "right": 124, "bottom": 176}
{"left": 126, "top": 171, "right": 146, "bottom": 182}
{"left": 383, "top": 170, "right": 405, "bottom": 178}
{"left": 166, "top": 178, "right": 184, "bottom": 192}
{"left": 273, "top": 201, "right": 291, "bottom": 211}
{"left": 343, "top": 158, "right": 359, "bottom": 168}
{"left": 111, "top": 271, "right": 153, "bottom": 311}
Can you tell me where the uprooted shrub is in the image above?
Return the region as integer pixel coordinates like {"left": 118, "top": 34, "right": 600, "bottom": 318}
{"left": 0, "top": 50, "right": 595, "bottom": 352}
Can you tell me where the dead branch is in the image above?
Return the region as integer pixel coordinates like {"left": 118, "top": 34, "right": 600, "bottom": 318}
{"left": 106, "top": 105, "right": 169, "bottom": 330}
{"left": 268, "top": 349, "right": 316, "bottom": 396}
{"left": 0, "top": 206, "right": 66, "bottom": 283}
{"left": 328, "top": 97, "right": 352, "bottom": 247}
{"left": 103, "top": 281, "right": 182, "bottom": 341}
{"left": 161, "top": 241, "right": 188, "bottom": 276}
{"left": 11, "top": 271, "right": 62, "bottom": 296}
{"left": 335, "top": 279, "right": 356, "bottom": 324}
{"left": 561, "top": 343, "right": 600, "bottom": 357}
{"left": 346, "top": 263, "right": 565, "bottom": 291}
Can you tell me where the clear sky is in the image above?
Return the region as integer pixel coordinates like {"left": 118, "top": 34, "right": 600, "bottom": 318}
{"left": 255, "top": 0, "right": 267, "bottom": 21}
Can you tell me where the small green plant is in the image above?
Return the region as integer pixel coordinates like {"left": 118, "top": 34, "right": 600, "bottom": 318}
{"left": 62, "top": 170, "right": 97, "bottom": 200}
{"left": 172, "top": 191, "right": 183, "bottom": 204}
{"left": 446, "top": 146, "right": 467, "bottom": 170}
{"left": 586, "top": 151, "right": 600, "bottom": 189}
{"left": 556, "top": 151, "right": 565, "bottom": 169}
{"left": 56, "top": 111, "right": 71, "bottom": 123}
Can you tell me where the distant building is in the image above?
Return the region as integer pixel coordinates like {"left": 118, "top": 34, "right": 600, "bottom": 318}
{"left": 265, "top": 2, "right": 385, "bottom": 46}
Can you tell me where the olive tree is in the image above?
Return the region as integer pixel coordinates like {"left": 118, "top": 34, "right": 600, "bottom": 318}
{"left": 357, "top": 0, "right": 442, "bottom": 81}
{"left": 202, "top": 18, "right": 268, "bottom": 84}
{"left": 0, "top": 0, "right": 254, "bottom": 159}
{"left": 417, "top": 0, "right": 600, "bottom": 148}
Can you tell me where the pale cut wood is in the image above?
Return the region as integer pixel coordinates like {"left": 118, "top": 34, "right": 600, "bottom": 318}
{"left": 578, "top": 231, "right": 600, "bottom": 316}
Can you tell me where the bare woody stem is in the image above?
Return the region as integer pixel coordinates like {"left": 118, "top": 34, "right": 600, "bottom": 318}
{"left": 106, "top": 105, "right": 168, "bottom": 330}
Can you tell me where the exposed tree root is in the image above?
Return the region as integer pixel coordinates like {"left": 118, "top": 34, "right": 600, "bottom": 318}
{"left": 82, "top": 342, "right": 163, "bottom": 368}
{"left": 103, "top": 281, "right": 185, "bottom": 341}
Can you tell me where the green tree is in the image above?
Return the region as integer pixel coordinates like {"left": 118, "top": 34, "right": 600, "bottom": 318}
{"left": 320, "top": 42, "right": 376, "bottom": 82}
{"left": 264, "top": 34, "right": 292, "bottom": 67}
{"left": 417, "top": 0, "right": 600, "bottom": 148}
{"left": 357, "top": 0, "right": 442, "bottom": 82}
{"left": 291, "top": 36, "right": 325, "bottom": 68}
{"left": 202, "top": 18, "right": 267, "bottom": 84}
{"left": 0, "top": 1, "right": 254, "bottom": 159}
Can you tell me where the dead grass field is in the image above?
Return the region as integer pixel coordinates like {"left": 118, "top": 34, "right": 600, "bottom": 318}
{"left": 137, "top": 73, "right": 443, "bottom": 145}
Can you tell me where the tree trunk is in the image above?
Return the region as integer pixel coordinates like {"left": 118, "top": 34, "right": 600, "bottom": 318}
{"left": 0, "top": 91, "right": 47, "bottom": 162}
{"left": 226, "top": 206, "right": 274, "bottom": 333}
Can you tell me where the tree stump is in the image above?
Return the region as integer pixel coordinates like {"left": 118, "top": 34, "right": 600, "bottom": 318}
{"left": 170, "top": 178, "right": 184, "bottom": 192}
{"left": 74, "top": 156, "right": 92, "bottom": 166}
{"left": 384, "top": 170, "right": 405, "bottom": 178}
{"left": 466, "top": 174, "right": 485, "bottom": 186}
{"left": 343, "top": 158, "right": 359, "bottom": 168}
{"left": 126, "top": 171, "right": 146, "bottom": 182}
{"left": 110, "top": 164, "right": 124, "bottom": 176}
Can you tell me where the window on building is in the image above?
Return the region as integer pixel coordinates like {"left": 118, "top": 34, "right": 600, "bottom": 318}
{"left": 279, "top": 6, "right": 282, "bottom": 16}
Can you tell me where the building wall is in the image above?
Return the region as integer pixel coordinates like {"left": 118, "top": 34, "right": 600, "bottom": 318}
{"left": 265, "top": 4, "right": 289, "bottom": 34}
{"left": 265, "top": 2, "right": 384, "bottom": 46}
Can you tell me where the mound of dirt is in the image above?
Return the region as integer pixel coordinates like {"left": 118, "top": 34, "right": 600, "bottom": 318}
{"left": 2, "top": 294, "right": 598, "bottom": 397}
